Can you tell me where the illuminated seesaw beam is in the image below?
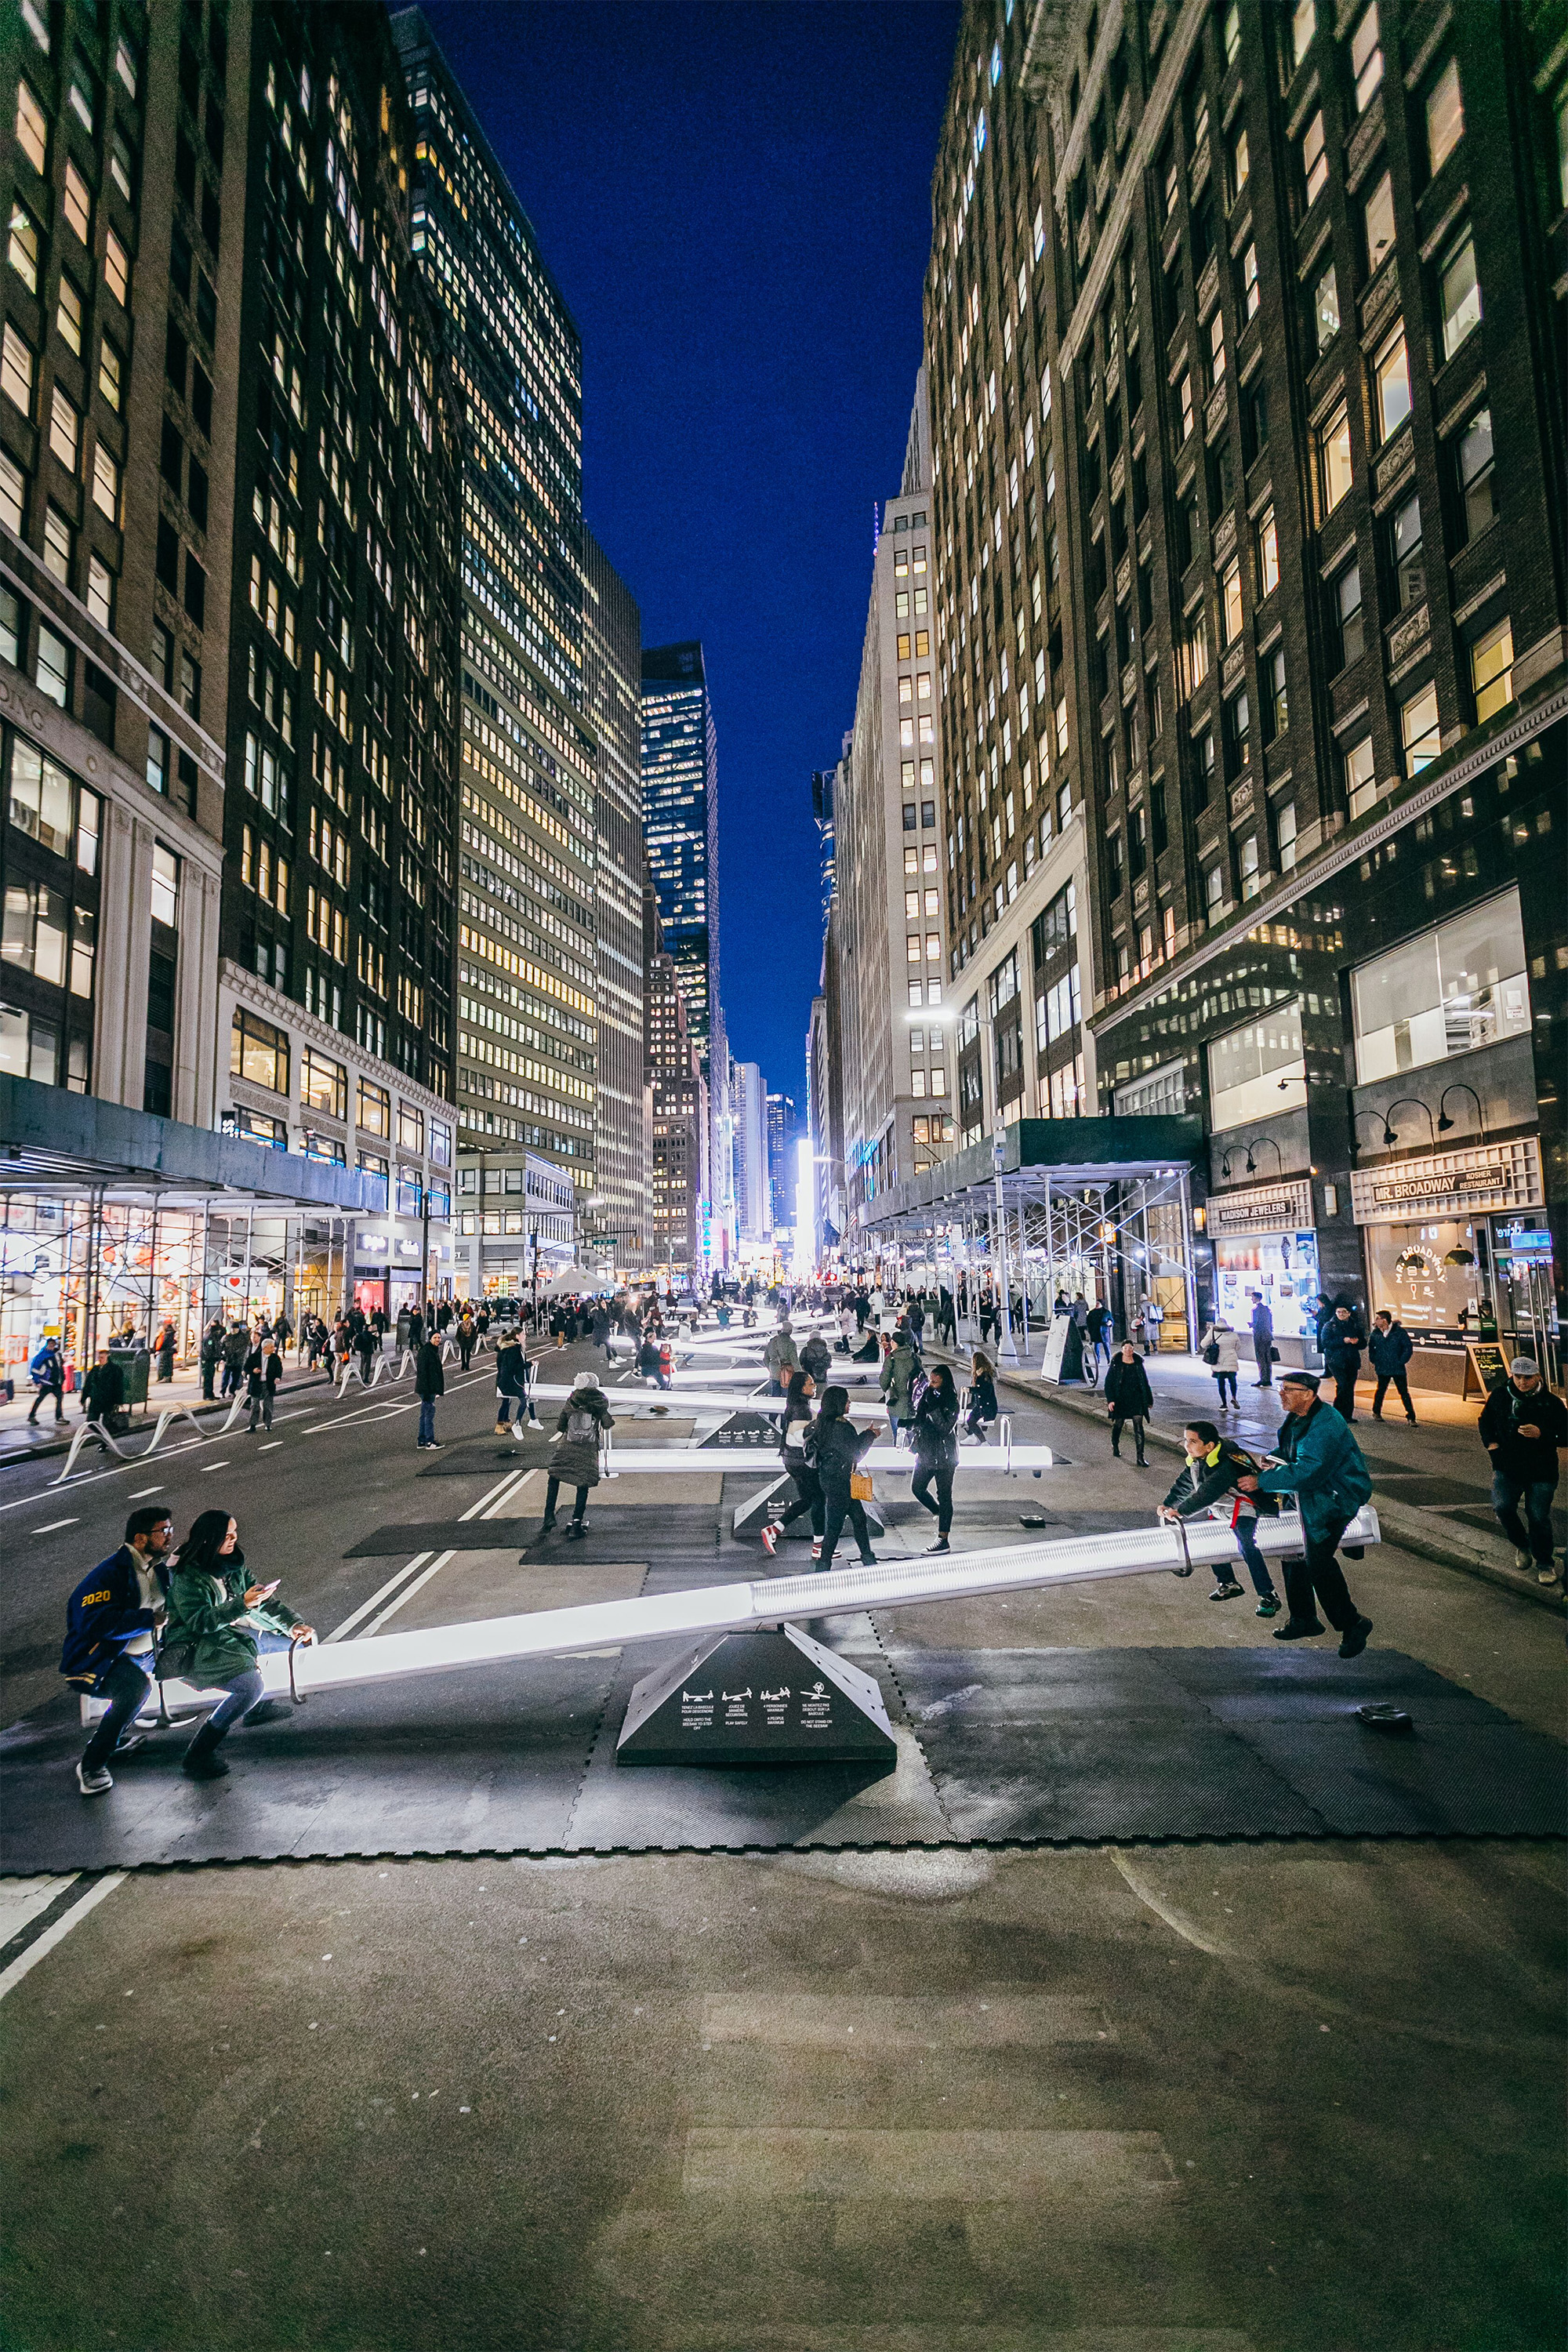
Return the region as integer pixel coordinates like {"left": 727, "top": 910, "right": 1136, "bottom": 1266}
{"left": 590, "top": 1440, "right": 1056, "bottom": 1475}
{"left": 158, "top": 1509, "right": 1381, "bottom": 1708}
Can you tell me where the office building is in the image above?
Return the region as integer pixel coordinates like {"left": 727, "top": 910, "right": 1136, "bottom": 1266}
{"left": 921, "top": 5, "right": 1097, "bottom": 1170}
{"left": 731, "top": 1056, "right": 769, "bottom": 1243}
{"left": 217, "top": 1, "right": 463, "bottom": 1318}
{"left": 583, "top": 526, "right": 645, "bottom": 1270}
{"left": 1018, "top": 0, "right": 1564, "bottom": 1378}
{"left": 641, "top": 638, "right": 717, "bottom": 1064}
{"left": 645, "top": 938, "right": 704, "bottom": 1276}
{"left": 394, "top": 8, "right": 599, "bottom": 1226}
{"left": 766, "top": 1088, "right": 797, "bottom": 1232}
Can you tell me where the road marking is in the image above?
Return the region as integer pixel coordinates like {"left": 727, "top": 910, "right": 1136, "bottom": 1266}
{"left": 0, "top": 1875, "right": 125, "bottom": 2005}
{"left": 201, "top": 1461, "right": 230, "bottom": 1473}
{"left": 29, "top": 1517, "right": 78, "bottom": 1534}
{"left": 325, "top": 1554, "right": 432, "bottom": 1643}
{"left": 360, "top": 1549, "right": 454, "bottom": 1636}
{"left": 0, "top": 1875, "right": 79, "bottom": 1950}
{"left": 127, "top": 1486, "right": 164, "bottom": 1499}
{"left": 459, "top": 1465, "right": 531, "bottom": 1523}
{"left": 258, "top": 1441, "right": 284, "bottom": 1450}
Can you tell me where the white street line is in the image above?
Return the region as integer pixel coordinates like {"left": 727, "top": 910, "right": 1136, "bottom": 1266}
{"left": 459, "top": 1466, "right": 530, "bottom": 1523}
{"left": 485, "top": 1468, "right": 537, "bottom": 1518}
{"left": 325, "top": 1553, "right": 432, "bottom": 1643}
{"left": 0, "top": 1875, "right": 78, "bottom": 1949}
{"left": 201, "top": 1461, "right": 230, "bottom": 1473}
{"left": 29, "top": 1518, "right": 78, "bottom": 1534}
{"left": 127, "top": 1486, "right": 164, "bottom": 1499}
{"left": 257, "top": 1441, "right": 284, "bottom": 1451}
{"left": 0, "top": 1875, "right": 125, "bottom": 2005}
{"left": 360, "top": 1549, "right": 454, "bottom": 1637}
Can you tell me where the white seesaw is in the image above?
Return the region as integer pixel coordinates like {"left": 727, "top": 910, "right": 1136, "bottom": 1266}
{"left": 136, "top": 1508, "right": 1381, "bottom": 1719}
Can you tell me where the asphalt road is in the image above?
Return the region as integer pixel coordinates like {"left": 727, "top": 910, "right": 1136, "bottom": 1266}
{"left": 0, "top": 1338, "right": 1563, "bottom": 2351}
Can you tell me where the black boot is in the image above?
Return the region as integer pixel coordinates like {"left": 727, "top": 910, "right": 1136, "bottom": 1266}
{"left": 180, "top": 1719, "right": 230, "bottom": 1780}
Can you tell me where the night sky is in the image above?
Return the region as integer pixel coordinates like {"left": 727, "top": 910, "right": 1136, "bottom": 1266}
{"left": 419, "top": 0, "right": 961, "bottom": 1107}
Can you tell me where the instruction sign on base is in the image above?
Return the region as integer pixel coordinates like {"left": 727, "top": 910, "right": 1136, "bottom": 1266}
{"left": 616, "top": 1625, "right": 897, "bottom": 1769}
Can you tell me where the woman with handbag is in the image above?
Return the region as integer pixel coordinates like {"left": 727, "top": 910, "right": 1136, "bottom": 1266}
{"left": 761, "top": 1370, "right": 826, "bottom": 1559}
{"left": 804, "top": 1385, "right": 880, "bottom": 1569}
{"left": 163, "top": 1508, "right": 314, "bottom": 1780}
{"left": 541, "top": 1369, "right": 615, "bottom": 1538}
{"left": 910, "top": 1362, "right": 960, "bottom": 1553}
{"left": 1198, "top": 1319, "right": 1240, "bottom": 1411}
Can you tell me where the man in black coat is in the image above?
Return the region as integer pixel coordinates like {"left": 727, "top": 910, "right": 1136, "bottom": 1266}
{"left": 1368, "top": 1309, "right": 1417, "bottom": 1424}
{"left": 1320, "top": 1305, "right": 1365, "bottom": 1420}
{"left": 1104, "top": 1342, "right": 1152, "bottom": 1466}
{"left": 81, "top": 1348, "right": 125, "bottom": 1435}
{"left": 415, "top": 1337, "right": 445, "bottom": 1450}
{"left": 1479, "top": 1356, "right": 1566, "bottom": 1584}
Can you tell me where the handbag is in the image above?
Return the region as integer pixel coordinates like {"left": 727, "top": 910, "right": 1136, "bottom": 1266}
{"left": 850, "top": 1468, "right": 874, "bottom": 1502}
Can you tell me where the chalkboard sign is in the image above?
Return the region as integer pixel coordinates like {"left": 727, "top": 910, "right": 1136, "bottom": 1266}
{"left": 1462, "top": 1343, "right": 1511, "bottom": 1400}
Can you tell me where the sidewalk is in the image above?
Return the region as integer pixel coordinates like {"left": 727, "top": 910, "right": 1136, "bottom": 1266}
{"left": 938, "top": 1331, "right": 1565, "bottom": 1614}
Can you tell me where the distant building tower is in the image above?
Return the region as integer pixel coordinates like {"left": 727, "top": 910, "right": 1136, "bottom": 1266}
{"left": 731, "top": 1061, "right": 770, "bottom": 1243}
{"left": 583, "top": 530, "right": 644, "bottom": 1269}
{"left": 767, "top": 1091, "right": 798, "bottom": 1232}
{"left": 640, "top": 643, "right": 718, "bottom": 1068}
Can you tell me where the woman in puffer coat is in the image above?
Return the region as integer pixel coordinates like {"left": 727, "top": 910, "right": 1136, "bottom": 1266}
{"left": 541, "top": 1368, "right": 615, "bottom": 1540}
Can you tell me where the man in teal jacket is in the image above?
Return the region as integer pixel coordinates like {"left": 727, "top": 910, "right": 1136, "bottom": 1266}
{"left": 1239, "top": 1370, "right": 1374, "bottom": 1657}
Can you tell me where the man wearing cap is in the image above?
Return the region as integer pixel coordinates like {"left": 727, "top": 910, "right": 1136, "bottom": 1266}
{"left": 1479, "top": 1356, "right": 1566, "bottom": 1584}
{"left": 1238, "top": 1370, "right": 1374, "bottom": 1656}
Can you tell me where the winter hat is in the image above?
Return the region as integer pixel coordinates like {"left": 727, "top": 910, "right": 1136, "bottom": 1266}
{"left": 571, "top": 1368, "right": 597, "bottom": 1392}
{"left": 1510, "top": 1356, "right": 1540, "bottom": 1377}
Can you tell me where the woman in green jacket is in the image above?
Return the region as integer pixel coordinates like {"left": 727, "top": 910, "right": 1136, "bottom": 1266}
{"left": 165, "top": 1508, "right": 314, "bottom": 1780}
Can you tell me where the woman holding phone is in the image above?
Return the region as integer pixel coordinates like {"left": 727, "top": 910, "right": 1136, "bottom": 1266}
{"left": 165, "top": 1508, "right": 314, "bottom": 1780}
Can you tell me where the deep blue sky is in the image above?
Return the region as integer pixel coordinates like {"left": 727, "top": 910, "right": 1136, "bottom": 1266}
{"left": 420, "top": 0, "right": 961, "bottom": 1107}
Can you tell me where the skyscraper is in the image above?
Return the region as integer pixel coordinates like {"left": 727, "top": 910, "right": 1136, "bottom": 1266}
{"left": 216, "top": 2, "right": 465, "bottom": 1313}
{"left": 640, "top": 640, "right": 717, "bottom": 1065}
{"left": 731, "top": 1058, "right": 769, "bottom": 1243}
{"left": 583, "top": 527, "right": 644, "bottom": 1266}
{"left": 394, "top": 9, "right": 598, "bottom": 1200}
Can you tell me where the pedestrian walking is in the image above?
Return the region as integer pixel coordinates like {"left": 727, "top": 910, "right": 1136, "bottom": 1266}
{"left": 1157, "top": 1421, "right": 1281, "bottom": 1616}
{"left": 1479, "top": 1356, "right": 1566, "bottom": 1583}
{"left": 937, "top": 1286, "right": 957, "bottom": 1345}
{"left": 910, "top": 1362, "right": 960, "bottom": 1554}
{"left": 1105, "top": 1341, "right": 1152, "bottom": 1465}
{"left": 355, "top": 1320, "right": 378, "bottom": 1386}
{"left": 1199, "top": 1318, "right": 1240, "bottom": 1411}
{"left": 879, "top": 1327, "right": 921, "bottom": 1445}
{"left": 764, "top": 1319, "right": 800, "bottom": 1396}
{"left": 804, "top": 1387, "right": 879, "bottom": 1567}
{"left": 1139, "top": 1297, "right": 1163, "bottom": 1356}
{"left": 1322, "top": 1304, "right": 1365, "bottom": 1420}
{"left": 26, "top": 1335, "right": 66, "bottom": 1425}
{"left": 244, "top": 1336, "right": 281, "bottom": 1433}
{"left": 1248, "top": 1293, "right": 1275, "bottom": 1388}
{"left": 199, "top": 1316, "right": 224, "bottom": 1397}
{"left": 81, "top": 1346, "right": 125, "bottom": 1436}
{"left": 1238, "top": 1372, "right": 1373, "bottom": 1655}
{"left": 61, "top": 1506, "right": 175, "bottom": 1796}
{"left": 539, "top": 1368, "right": 615, "bottom": 1538}
{"left": 414, "top": 1334, "right": 445, "bottom": 1448}
{"left": 590, "top": 1302, "right": 614, "bottom": 1362}
{"left": 154, "top": 1319, "right": 176, "bottom": 1382}
{"left": 456, "top": 1312, "right": 477, "bottom": 1371}
{"left": 800, "top": 1328, "right": 832, "bottom": 1386}
{"left": 164, "top": 1510, "right": 315, "bottom": 1780}
{"left": 962, "top": 1351, "right": 999, "bottom": 1443}
{"left": 1084, "top": 1301, "right": 1112, "bottom": 1381}
{"left": 221, "top": 1322, "right": 249, "bottom": 1398}
{"left": 761, "top": 1370, "right": 825, "bottom": 1559}
{"left": 1368, "top": 1310, "right": 1417, "bottom": 1424}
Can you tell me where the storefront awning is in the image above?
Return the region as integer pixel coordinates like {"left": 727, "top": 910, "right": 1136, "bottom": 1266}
{"left": 0, "top": 1076, "right": 369, "bottom": 1213}
{"left": 858, "top": 1114, "right": 1204, "bottom": 1232}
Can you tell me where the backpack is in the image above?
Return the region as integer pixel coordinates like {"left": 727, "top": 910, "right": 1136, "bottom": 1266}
{"left": 566, "top": 1403, "right": 600, "bottom": 1446}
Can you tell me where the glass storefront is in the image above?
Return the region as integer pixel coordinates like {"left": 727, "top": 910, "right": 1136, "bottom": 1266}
{"left": 1214, "top": 1229, "right": 1321, "bottom": 1347}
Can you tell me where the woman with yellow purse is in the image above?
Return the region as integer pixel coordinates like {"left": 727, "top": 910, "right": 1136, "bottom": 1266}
{"left": 804, "top": 1385, "right": 880, "bottom": 1570}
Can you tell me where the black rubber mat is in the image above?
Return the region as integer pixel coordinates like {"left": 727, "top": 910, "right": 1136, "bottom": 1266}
{"left": 346, "top": 1504, "right": 728, "bottom": 1559}
{"left": 2, "top": 1648, "right": 1559, "bottom": 1871}
{"left": 887, "top": 1646, "right": 1568, "bottom": 1843}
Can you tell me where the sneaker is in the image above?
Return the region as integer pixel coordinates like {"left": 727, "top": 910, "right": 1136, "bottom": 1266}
{"left": 811, "top": 1542, "right": 822, "bottom": 1562}
{"left": 858, "top": 1555, "right": 880, "bottom": 1567}
{"left": 75, "top": 1760, "right": 113, "bottom": 1797}
{"left": 564, "top": 1523, "right": 586, "bottom": 1541}
{"left": 1272, "top": 1617, "right": 1326, "bottom": 1642}
{"left": 760, "top": 1525, "right": 778, "bottom": 1556}
{"left": 1208, "top": 1581, "right": 1244, "bottom": 1602}
{"left": 539, "top": 1517, "right": 557, "bottom": 1534}
{"left": 1537, "top": 1564, "right": 1560, "bottom": 1585}
{"left": 1338, "top": 1616, "right": 1374, "bottom": 1660}
{"left": 1513, "top": 1550, "right": 1531, "bottom": 1573}
{"left": 926, "top": 1537, "right": 951, "bottom": 1555}
{"left": 1255, "top": 1595, "right": 1282, "bottom": 1617}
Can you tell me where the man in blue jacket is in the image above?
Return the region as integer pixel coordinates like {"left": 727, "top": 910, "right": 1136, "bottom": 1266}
{"left": 60, "top": 1505, "right": 175, "bottom": 1796}
{"left": 1239, "top": 1371, "right": 1374, "bottom": 1656}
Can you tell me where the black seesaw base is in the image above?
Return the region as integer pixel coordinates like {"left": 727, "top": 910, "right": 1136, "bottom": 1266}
{"left": 616, "top": 1626, "right": 898, "bottom": 1768}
